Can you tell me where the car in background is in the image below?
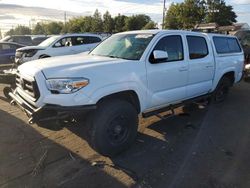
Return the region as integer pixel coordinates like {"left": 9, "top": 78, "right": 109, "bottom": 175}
{"left": 0, "top": 42, "right": 25, "bottom": 64}
{"left": 32, "top": 36, "right": 49, "bottom": 45}
{"left": 15, "top": 34, "right": 102, "bottom": 64}
{"left": 234, "top": 30, "right": 250, "bottom": 64}
{"left": 1, "top": 35, "right": 33, "bottom": 46}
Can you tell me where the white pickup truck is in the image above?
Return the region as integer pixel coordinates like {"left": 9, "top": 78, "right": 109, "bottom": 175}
{"left": 9, "top": 30, "right": 244, "bottom": 156}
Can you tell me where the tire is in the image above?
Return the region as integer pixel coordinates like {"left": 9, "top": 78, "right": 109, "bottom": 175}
{"left": 88, "top": 99, "right": 138, "bottom": 157}
{"left": 3, "top": 86, "right": 12, "bottom": 99}
{"left": 212, "top": 76, "right": 231, "bottom": 103}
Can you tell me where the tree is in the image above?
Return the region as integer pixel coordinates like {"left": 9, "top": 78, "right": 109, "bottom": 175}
{"left": 66, "top": 17, "right": 85, "bottom": 33}
{"left": 103, "top": 11, "right": 114, "bottom": 33}
{"left": 205, "top": 0, "right": 237, "bottom": 26}
{"left": 114, "top": 14, "right": 127, "bottom": 32}
{"left": 32, "top": 23, "right": 46, "bottom": 35}
{"left": 164, "top": 0, "right": 236, "bottom": 29}
{"left": 125, "top": 14, "right": 151, "bottom": 31}
{"left": 164, "top": 3, "right": 182, "bottom": 29}
{"left": 143, "top": 21, "right": 157, "bottom": 29}
{"left": 164, "top": 0, "right": 205, "bottom": 29}
{"left": 91, "top": 9, "right": 103, "bottom": 32}
{"left": 6, "top": 25, "right": 31, "bottom": 36}
{"left": 44, "top": 22, "right": 63, "bottom": 35}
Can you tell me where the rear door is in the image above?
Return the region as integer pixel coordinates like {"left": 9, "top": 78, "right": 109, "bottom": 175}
{"left": 186, "top": 35, "right": 215, "bottom": 98}
{"left": 146, "top": 34, "right": 188, "bottom": 109}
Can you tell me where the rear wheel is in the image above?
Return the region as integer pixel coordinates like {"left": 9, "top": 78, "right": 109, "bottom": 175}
{"left": 88, "top": 99, "right": 138, "bottom": 157}
{"left": 212, "top": 77, "right": 231, "bottom": 103}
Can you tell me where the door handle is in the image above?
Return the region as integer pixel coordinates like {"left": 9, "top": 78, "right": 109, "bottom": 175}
{"left": 206, "top": 65, "right": 214, "bottom": 68}
{"left": 179, "top": 67, "right": 188, "bottom": 72}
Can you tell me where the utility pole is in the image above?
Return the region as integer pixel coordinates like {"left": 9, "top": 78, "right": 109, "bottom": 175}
{"left": 162, "top": 0, "right": 166, "bottom": 29}
{"left": 64, "top": 11, "right": 67, "bottom": 26}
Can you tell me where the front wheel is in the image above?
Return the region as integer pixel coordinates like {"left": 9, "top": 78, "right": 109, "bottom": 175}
{"left": 88, "top": 99, "right": 138, "bottom": 157}
{"left": 212, "top": 77, "right": 231, "bottom": 103}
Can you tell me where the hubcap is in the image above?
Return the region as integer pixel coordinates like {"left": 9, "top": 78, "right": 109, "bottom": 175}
{"left": 107, "top": 115, "right": 129, "bottom": 145}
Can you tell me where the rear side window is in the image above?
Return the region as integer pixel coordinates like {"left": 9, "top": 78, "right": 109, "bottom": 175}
{"left": 73, "top": 36, "right": 101, "bottom": 45}
{"left": 150, "top": 35, "right": 184, "bottom": 63}
{"left": 213, "top": 37, "right": 241, "bottom": 54}
{"left": 14, "top": 36, "right": 32, "bottom": 45}
{"left": 187, "top": 36, "right": 208, "bottom": 59}
{"left": 85, "top": 36, "right": 101, "bottom": 44}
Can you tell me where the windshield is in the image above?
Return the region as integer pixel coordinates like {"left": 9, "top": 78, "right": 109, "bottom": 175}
{"left": 90, "top": 33, "right": 154, "bottom": 60}
{"left": 38, "top": 36, "right": 60, "bottom": 47}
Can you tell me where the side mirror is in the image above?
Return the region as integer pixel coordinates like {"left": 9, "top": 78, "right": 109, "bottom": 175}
{"left": 153, "top": 50, "right": 168, "bottom": 62}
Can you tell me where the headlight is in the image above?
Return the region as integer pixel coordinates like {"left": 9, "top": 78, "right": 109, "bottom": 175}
{"left": 24, "top": 49, "right": 38, "bottom": 57}
{"left": 46, "top": 78, "right": 89, "bottom": 94}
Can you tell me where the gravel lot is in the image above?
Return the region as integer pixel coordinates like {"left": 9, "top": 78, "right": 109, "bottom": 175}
{"left": 0, "top": 81, "right": 250, "bottom": 188}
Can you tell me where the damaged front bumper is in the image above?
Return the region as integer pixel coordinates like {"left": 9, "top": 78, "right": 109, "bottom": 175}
{"left": 9, "top": 91, "right": 97, "bottom": 124}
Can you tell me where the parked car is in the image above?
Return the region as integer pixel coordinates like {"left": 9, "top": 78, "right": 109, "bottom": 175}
{"left": 15, "top": 34, "right": 102, "bottom": 64}
{"left": 234, "top": 30, "right": 250, "bottom": 63}
{"left": 0, "top": 42, "right": 25, "bottom": 64}
{"left": 0, "top": 35, "right": 33, "bottom": 46}
{"left": 32, "top": 36, "right": 49, "bottom": 46}
{"left": 9, "top": 30, "right": 244, "bottom": 156}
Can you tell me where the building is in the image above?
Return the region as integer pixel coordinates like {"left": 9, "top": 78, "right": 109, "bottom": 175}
{"left": 194, "top": 22, "right": 250, "bottom": 34}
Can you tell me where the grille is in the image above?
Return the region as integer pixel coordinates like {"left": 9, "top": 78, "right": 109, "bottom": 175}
{"left": 16, "top": 74, "right": 40, "bottom": 100}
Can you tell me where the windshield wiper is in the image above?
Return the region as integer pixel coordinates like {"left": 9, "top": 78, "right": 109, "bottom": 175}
{"left": 107, "top": 55, "right": 132, "bottom": 60}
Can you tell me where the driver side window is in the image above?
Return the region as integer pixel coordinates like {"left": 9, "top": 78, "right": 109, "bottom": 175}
{"left": 54, "top": 37, "right": 72, "bottom": 48}
{"left": 150, "top": 35, "right": 184, "bottom": 63}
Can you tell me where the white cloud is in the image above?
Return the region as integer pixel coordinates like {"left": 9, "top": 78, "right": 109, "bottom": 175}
{"left": 232, "top": 0, "right": 250, "bottom": 4}
{"left": 0, "top": 0, "right": 167, "bottom": 16}
{"left": 0, "top": 0, "right": 170, "bottom": 34}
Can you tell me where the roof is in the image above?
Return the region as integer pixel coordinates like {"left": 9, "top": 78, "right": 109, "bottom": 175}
{"left": 117, "top": 29, "right": 208, "bottom": 35}
{"left": 62, "top": 33, "right": 102, "bottom": 38}
{"left": 117, "top": 29, "right": 233, "bottom": 37}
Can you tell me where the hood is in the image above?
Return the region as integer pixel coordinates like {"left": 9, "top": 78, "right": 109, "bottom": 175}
{"left": 17, "top": 46, "right": 46, "bottom": 51}
{"left": 18, "top": 54, "right": 130, "bottom": 78}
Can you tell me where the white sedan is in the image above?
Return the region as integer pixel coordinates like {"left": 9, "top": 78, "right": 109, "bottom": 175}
{"left": 15, "top": 33, "right": 102, "bottom": 64}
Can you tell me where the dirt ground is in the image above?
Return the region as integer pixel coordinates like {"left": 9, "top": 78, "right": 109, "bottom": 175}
{"left": 0, "top": 81, "right": 250, "bottom": 188}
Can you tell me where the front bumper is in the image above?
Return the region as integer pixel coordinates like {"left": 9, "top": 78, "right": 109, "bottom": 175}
{"left": 9, "top": 91, "right": 96, "bottom": 124}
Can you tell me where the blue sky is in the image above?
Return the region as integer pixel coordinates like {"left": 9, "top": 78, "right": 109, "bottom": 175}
{"left": 0, "top": 0, "right": 250, "bottom": 34}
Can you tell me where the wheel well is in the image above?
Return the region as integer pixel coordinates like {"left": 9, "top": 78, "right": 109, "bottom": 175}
{"left": 222, "top": 71, "right": 235, "bottom": 85}
{"left": 97, "top": 90, "right": 141, "bottom": 113}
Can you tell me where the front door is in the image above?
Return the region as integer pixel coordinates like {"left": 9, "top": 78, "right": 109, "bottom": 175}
{"left": 146, "top": 34, "right": 188, "bottom": 109}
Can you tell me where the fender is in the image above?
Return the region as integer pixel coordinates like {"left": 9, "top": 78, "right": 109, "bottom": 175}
{"left": 87, "top": 81, "right": 147, "bottom": 112}
{"left": 212, "top": 67, "right": 236, "bottom": 91}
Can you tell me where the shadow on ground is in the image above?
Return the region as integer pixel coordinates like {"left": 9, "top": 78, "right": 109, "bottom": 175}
{"left": 0, "top": 109, "right": 129, "bottom": 188}
{"left": 1, "top": 82, "right": 250, "bottom": 188}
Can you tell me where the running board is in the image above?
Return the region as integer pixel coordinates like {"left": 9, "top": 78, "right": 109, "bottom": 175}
{"left": 142, "top": 94, "right": 211, "bottom": 118}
